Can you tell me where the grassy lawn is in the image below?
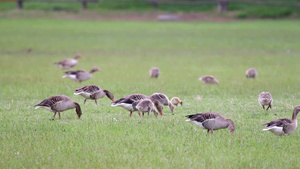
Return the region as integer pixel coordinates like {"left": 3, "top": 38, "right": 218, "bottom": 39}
{"left": 0, "top": 19, "right": 300, "bottom": 168}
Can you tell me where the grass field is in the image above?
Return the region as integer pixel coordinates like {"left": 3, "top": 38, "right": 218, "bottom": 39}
{"left": 1, "top": 19, "right": 300, "bottom": 168}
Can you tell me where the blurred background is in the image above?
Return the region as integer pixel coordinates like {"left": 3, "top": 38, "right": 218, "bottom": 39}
{"left": 1, "top": 0, "right": 300, "bottom": 21}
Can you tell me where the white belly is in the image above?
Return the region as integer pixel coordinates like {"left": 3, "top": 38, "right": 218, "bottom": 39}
{"left": 111, "top": 103, "right": 134, "bottom": 111}
{"left": 190, "top": 120, "right": 205, "bottom": 129}
{"left": 263, "top": 126, "right": 285, "bottom": 136}
{"left": 63, "top": 74, "right": 77, "bottom": 80}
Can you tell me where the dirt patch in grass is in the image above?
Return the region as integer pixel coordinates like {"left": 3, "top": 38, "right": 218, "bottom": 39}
{"left": 0, "top": 9, "right": 239, "bottom": 22}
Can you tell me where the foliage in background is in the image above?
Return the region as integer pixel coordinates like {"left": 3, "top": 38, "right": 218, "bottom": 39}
{"left": 1, "top": 1, "right": 300, "bottom": 18}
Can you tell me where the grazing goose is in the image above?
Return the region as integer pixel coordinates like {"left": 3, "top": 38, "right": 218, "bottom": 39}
{"left": 74, "top": 85, "right": 114, "bottom": 105}
{"left": 171, "top": 97, "right": 183, "bottom": 106}
{"left": 263, "top": 105, "right": 300, "bottom": 136}
{"left": 149, "top": 67, "right": 160, "bottom": 78}
{"left": 35, "top": 95, "right": 82, "bottom": 119}
{"left": 148, "top": 93, "right": 174, "bottom": 115}
{"left": 258, "top": 92, "right": 273, "bottom": 110}
{"left": 132, "top": 99, "right": 162, "bottom": 117}
{"left": 245, "top": 68, "right": 258, "bottom": 78}
{"left": 111, "top": 94, "right": 148, "bottom": 117}
{"left": 186, "top": 112, "right": 235, "bottom": 134}
{"left": 55, "top": 53, "right": 82, "bottom": 70}
{"left": 199, "top": 75, "right": 219, "bottom": 84}
{"left": 62, "top": 67, "right": 100, "bottom": 82}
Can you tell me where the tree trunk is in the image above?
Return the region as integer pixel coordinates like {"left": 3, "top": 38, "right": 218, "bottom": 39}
{"left": 82, "top": 0, "right": 87, "bottom": 9}
{"left": 218, "top": 0, "right": 229, "bottom": 12}
{"left": 17, "top": 0, "right": 23, "bottom": 9}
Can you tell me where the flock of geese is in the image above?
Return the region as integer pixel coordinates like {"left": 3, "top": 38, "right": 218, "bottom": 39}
{"left": 34, "top": 54, "right": 299, "bottom": 136}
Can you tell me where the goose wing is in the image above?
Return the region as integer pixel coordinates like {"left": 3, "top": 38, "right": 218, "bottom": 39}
{"left": 75, "top": 85, "right": 101, "bottom": 95}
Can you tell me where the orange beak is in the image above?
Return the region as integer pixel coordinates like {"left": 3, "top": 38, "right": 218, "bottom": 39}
{"left": 230, "top": 131, "right": 234, "bottom": 135}
{"left": 97, "top": 68, "right": 101, "bottom": 71}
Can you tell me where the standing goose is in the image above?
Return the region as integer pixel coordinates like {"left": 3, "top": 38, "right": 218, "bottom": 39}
{"left": 199, "top": 75, "right": 219, "bottom": 84}
{"left": 258, "top": 92, "right": 273, "bottom": 110}
{"left": 62, "top": 67, "right": 100, "bottom": 82}
{"left": 149, "top": 67, "right": 160, "bottom": 78}
{"left": 245, "top": 68, "right": 258, "bottom": 78}
{"left": 185, "top": 112, "right": 235, "bottom": 134}
{"left": 74, "top": 85, "right": 114, "bottom": 105}
{"left": 35, "top": 95, "right": 82, "bottom": 119}
{"left": 55, "top": 53, "right": 82, "bottom": 70}
{"left": 263, "top": 105, "right": 300, "bottom": 136}
{"left": 171, "top": 97, "right": 183, "bottom": 106}
{"left": 132, "top": 99, "right": 163, "bottom": 117}
{"left": 111, "top": 94, "right": 148, "bottom": 117}
{"left": 148, "top": 93, "right": 174, "bottom": 115}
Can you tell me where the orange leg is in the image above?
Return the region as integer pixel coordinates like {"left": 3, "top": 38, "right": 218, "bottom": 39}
{"left": 58, "top": 112, "right": 61, "bottom": 119}
{"left": 129, "top": 111, "right": 132, "bottom": 117}
{"left": 84, "top": 99, "right": 87, "bottom": 104}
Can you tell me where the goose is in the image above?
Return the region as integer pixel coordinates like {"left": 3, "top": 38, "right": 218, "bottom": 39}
{"left": 149, "top": 67, "right": 160, "bottom": 78}
{"left": 62, "top": 67, "right": 100, "bottom": 82}
{"left": 245, "top": 68, "right": 258, "bottom": 78}
{"left": 111, "top": 94, "right": 148, "bottom": 117}
{"left": 55, "top": 53, "right": 82, "bottom": 70}
{"left": 186, "top": 112, "right": 235, "bottom": 134}
{"left": 263, "top": 105, "right": 300, "bottom": 136}
{"left": 258, "top": 92, "right": 273, "bottom": 110}
{"left": 34, "top": 95, "right": 82, "bottom": 119}
{"left": 132, "top": 99, "right": 163, "bottom": 117}
{"left": 199, "top": 75, "right": 219, "bottom": 84}
{"left": 171, "top": 97, "right": 183, "bottom": 106}
{"left": 74, "top": 85, "right": 114, "bottom": 105}
{"left": 148, "top": 93, "right": 174, "bottom": 115}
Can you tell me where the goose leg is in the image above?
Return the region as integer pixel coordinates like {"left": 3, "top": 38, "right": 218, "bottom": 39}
{"left": 58, "top": 112, "right": 61, "bottom": 119}
{"left": 53, "top": 112, "right": 57, "bottom": 119}
{"left": 95, "top": 99, "right": 98, "bottom": 105}
{"left": 266, "top": 104, "right": 272, "bottom": 110}
{"left": 211, "top": 130, "right": 214, "bottom": 134}
{"left": 138, "top": 111, "right": 141, "bottom": 117}
{"left": 207, "top": 130, "right": 210, "bottom": 134}
{"left": 129, "top": 111, "right": 133, "bottom": 117}
{"left": 262, "top": 105, "right": 265, "bottom": 110}
{"left": 84, "top": 99, "right": 87, "bottom": 104}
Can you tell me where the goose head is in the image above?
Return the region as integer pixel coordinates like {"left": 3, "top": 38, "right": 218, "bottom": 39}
{"left": 226, "top": 119, "right": 235, "bottom": 135}
{"left": 74, "top": 53, "right": 83, "bottom": 59}
{"left": 74, "top": 102, "right": 82, "bottom": 118}
{"left": 90, "top": 67, "right": 101, "bottom": 74}
{"left": 292, "top": 105, "right": 300, "bottom": 120}
{"left": 104, "top": 90, "right": 115, "bottom": 102}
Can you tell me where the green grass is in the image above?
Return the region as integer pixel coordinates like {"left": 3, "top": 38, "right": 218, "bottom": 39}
{"left": 1, "top": 19, "right": 300, "bottom": 168}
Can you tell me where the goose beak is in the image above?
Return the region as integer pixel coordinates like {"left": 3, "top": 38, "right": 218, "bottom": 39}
{"left": 160, "top": 111, "right": 163, "bottom": 116}
{"left": 112, "top": 99, "right": 115, "bottom": 102}
{"left": 97, "top": 68, "right": 101, "bottom": 71}
{"left": 230, "top": 131, "right": 234, "bottom": 135}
